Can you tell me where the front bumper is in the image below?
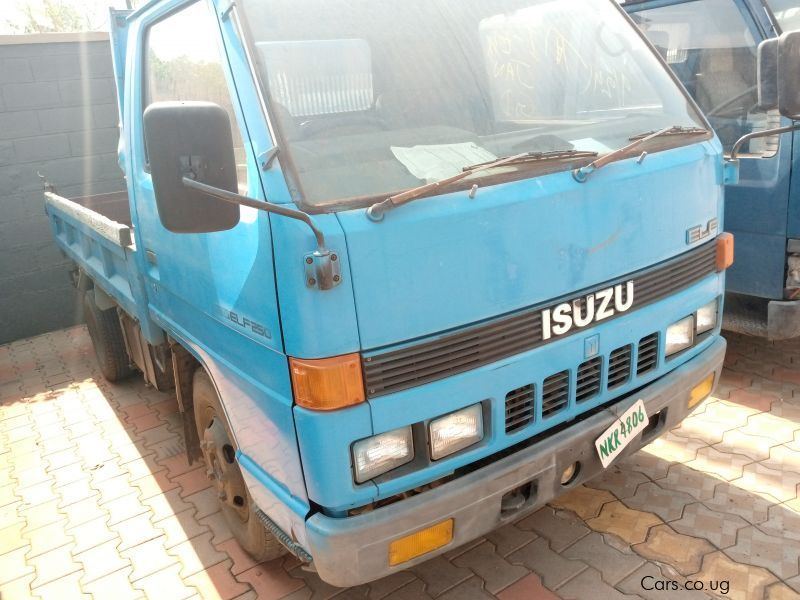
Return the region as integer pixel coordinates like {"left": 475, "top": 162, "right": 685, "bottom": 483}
{"left": 303, "top": 336, "right": 726, "bottom": 587}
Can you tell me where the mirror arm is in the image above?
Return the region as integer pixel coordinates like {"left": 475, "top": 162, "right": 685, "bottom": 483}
{"left": 730, "top": 122, "right": 800, "bottom": 159}
{"left": 182, "top": 177, "right": 327, "bottom": 251}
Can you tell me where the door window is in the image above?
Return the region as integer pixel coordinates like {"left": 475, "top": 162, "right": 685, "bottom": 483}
{"left": 143, "top": 0, "right": 250, "bottom": 192}
{"left": 634, "top": 0, "right": 780, "bottom": 156}
{"left": 767, "top": 0, "right": 800, "bottom": 33}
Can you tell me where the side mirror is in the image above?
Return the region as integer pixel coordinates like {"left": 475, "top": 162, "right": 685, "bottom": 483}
{"left": 758, "top": 32, "right": 800, "bottom": 119}
{"left": 732, "top": 32, "right": 800, "bottom": 159}
{"left": 777, "top": 31, "right": 800, "bottom": 119}
{"left": 143, "top": 101, "right": 240, "bottom": 233}
{"left": 757, "top": 37, "right": 778, "bottom": 110}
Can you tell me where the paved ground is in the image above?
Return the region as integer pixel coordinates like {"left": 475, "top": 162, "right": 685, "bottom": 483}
{"left": 1, "top": 327, "right": 800, "bottom": 600}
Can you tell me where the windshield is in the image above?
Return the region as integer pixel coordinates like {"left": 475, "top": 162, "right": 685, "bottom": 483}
{"left": 767, "top": 0, "right": 800, "bottom": 32}
{"left": 239, "top": 0, "right": 706, "bottom": 207}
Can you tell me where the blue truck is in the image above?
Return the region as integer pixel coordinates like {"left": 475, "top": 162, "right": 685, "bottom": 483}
{"left": 624, "top": 0, "right": 800, "bottom": 339}
{"left": 43, "top": 0, "right": 742, "bottom": 586}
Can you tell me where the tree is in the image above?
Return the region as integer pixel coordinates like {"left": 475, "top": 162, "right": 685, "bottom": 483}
{"left": 5, "top": 0, "right": 129, "bottom": 34}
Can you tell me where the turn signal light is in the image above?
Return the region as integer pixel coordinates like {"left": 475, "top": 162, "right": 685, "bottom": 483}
{"left": 388, "top": 519, "right": 454, "bottom": 566}
{"left": 716, "top": 233, "right": 734, "bottom": 271}
{"left": 688, "top": 373, "right": 715, "bottom": 409}
{"left": 289, "top": 354, "right": 365, "bottom": 411}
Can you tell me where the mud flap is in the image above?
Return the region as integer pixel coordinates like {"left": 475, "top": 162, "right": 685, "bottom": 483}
{"left": 171, "top": 342, "right": 202, "bottom": 464}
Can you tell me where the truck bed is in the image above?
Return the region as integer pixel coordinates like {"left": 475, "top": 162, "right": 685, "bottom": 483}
{"left": 44, "top": 189, "right": 145, "bottom": 325}
{"left": 46, "top": 190, "right": 133, "bottom": 245}
{"left": 69, "top": 191, "right": 132, "bottom": 227}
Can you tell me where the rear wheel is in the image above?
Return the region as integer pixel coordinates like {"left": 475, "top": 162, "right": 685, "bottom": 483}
{"left": 193, "top": 370, "right": 287, "bottom": 561}
{"left": 83, "top": 290, "right": 133, "bottom": 382}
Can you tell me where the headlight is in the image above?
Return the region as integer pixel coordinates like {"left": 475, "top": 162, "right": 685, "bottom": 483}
{"left": 665, "top": 315, "right": 695, "bottom": 357}
{"left": 696, "top": 299, "right": 718, "bottom": 334}
{"left": 429, "top": 404, "right": 484, "bottom": 460}
{"left": 352, "top": 427, "right": 413, "bottom": 483}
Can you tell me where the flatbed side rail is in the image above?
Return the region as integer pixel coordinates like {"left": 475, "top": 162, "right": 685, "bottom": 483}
{"left": 45, "top": 191, "right": 133, "bottom": 248}
{"left": 44, "top": 191, "right": 140, "bottom": 321}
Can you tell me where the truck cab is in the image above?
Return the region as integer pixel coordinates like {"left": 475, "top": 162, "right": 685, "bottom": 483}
{"left": 623, "top": 0, "right": 800, "bottom": 339}
{"left": 45, "top": 0, "right": 734, "bottom": 586}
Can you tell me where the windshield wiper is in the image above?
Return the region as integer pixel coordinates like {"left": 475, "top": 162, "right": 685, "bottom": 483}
{"left": 573, "top": 125, "right": 710, "bottom": 183}
{"left": 462, "top": 149, "right": 597, "bottom": 171}
{"left": 628, "top": 125, "right": 710, "bottom": 141}
{"left": 366, "top": 149, "right": 598, "bottom": 222}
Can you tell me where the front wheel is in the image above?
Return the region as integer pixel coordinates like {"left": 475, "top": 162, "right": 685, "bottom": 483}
{"left": 192, "top": 369, "right": 287, "bottom": 562}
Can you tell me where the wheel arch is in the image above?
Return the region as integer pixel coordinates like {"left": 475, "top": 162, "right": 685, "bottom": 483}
{"left": 167, "top": 335, "right": 242, "bottom": 465}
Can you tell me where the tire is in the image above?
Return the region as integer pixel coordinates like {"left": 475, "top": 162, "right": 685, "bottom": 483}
{"left": 83, "top": 290, "right": 133, "bottom": 382}
{"left": 193, "top": 369, "right": 287, "bottom": 562}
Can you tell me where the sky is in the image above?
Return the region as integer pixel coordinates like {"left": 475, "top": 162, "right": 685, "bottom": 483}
{"left": 0, "top": 0, "right": 136, "bottom": 34}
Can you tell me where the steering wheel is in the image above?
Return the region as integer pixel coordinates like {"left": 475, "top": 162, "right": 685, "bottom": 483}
{"left": 706, "top": 84, "right": 759, "bottom": 118}
{"left": 298, "top": 114, "right": 389, "bottom": 139}
{"left": 596, "top": 22, "right": 630, "bottom": 58}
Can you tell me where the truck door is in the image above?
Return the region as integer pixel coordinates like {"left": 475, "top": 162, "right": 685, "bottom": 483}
{"left": 123, "top": 0, "right": 311, "bottom": 510}
{"left": 630, "top": 0, "right": 793, "bottom": 300}
{"left": 128, "top": 0, "right": 283, "bottom": 353}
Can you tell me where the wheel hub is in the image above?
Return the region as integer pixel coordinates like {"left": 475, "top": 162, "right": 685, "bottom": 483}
{"left": 200, "top": 416, "right": 249, "bottom": 520}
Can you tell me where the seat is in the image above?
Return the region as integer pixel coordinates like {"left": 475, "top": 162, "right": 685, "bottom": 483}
{"left": 694, "top": 47, "right": 754, "bottom": 118}
{"left": 695, "top": 47, "right": 756, "bottom": 150}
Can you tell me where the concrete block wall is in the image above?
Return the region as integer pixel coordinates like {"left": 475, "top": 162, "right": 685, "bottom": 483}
{"left": 0, "top": 33, "right": 126, "bottom": 345}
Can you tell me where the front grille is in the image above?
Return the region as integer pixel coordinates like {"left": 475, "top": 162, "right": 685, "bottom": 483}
{"left": 637, "top": 333, "right": 659, "bottom": 375}
{"left": 576, "top": 357, "right": 602, "bottom": 403}
{"left": 502, "top": 330, "right": 659, "bottom": 433}
{"left": 505, "top": 384, "right": 535, "bottom": 433}
{"left": 363, "top": 242, "right": 716, "bottom": 398}
{"left": 542, "top": 371, "right": 569, "bottom": 417}
{"left": 608, "top": 345, "right": 632, "bottom": 389}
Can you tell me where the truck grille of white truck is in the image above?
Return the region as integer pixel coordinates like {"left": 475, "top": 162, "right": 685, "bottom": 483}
{"left": 362, "top": 242, "right": 716, "bottom": 398}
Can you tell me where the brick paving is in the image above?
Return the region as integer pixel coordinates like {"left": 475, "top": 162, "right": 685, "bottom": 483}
{"left": 2, "top": 327, "right": 800, "bottom": 599}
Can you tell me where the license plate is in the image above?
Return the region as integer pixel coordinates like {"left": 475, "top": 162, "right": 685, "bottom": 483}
{"left": 595, "top": 399, "right": 648, "bottom": 468}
